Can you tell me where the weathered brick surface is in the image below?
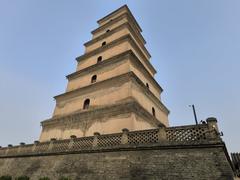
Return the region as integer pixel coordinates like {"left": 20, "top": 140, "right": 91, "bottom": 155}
{"left": 0, "top": 145, "right": 234, "bottom": 180}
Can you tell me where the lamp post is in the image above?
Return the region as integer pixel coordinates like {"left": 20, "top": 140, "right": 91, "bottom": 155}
{"left": 189, "top": 104, "right": 198, "bottom": 125}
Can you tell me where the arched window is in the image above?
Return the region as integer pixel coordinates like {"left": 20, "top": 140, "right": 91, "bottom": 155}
{"left": 106, "top": 29, "right": 110, "bottom": 33}
{"left": 146, "top": 83, "right": 149, "bottom": 89}
{"left": 152, "top": 107, "right": 155, "bottom": 117}
{"left": 102, "top": 41, "right": 106, "bottom": 46}
{"left": 83, "top": 99, "right": 90, "bottom": 109}
{"left": 97, "top": 56, "right": 102, "bottom": 63}
{"left": 91, "top": 75, "right": 97, "bottom": 83}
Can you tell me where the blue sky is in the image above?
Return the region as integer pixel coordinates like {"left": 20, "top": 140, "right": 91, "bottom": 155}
{"left": 0, "top": 0, "right": 239, "bottom": 153}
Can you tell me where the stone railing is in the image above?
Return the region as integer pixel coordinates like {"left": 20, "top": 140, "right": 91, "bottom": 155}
{"left": 231, "top": 153, "right": 240, "bottom": 177}
{"left": 0, "top": 117, "right": 222, "bottom": 157}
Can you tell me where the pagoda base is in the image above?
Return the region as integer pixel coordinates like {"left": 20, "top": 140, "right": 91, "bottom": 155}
{"left": 40, "top": 100, "right": 163, "bottom": 142}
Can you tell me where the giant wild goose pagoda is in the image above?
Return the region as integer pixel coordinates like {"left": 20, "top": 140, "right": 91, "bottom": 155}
{"left": 39, "top": 4, "right": 169, "bottom": 142}
{"left": 0, "top": 5, "right": 235, "bottom": 179}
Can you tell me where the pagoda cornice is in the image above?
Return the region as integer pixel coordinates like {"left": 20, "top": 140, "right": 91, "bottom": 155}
{"left": 41, "top": 100, "right": 164, "bottom": 129}
{"left": 91, "top": 13, "right": 146, "bottom": 45}
{"left": 56, "top": 72, "right": 169, "bottom": 115}
{"left": 67, "top": 50, "right": 163, "bottom": 93}
{"left": 86, "top": 21, "right": 149, "bottom": 58}
{"left": 130, "top": 72, "right": 169, "bottom": 114}
{"left": 97, "top": 5, "right": 142, "bottom": 33}
{"left": 76, "top": 34, "right": 156, "bottom": 75}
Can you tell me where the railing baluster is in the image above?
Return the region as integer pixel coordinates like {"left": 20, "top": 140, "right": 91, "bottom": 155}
{"left": 121, "top": 128, "right": 129, "bottom": 144}
{"left": 93, "top": 132, "right": 100, "bottom": 148}
{"left": 158, "top": 126, "right": 166, "bottom": 142}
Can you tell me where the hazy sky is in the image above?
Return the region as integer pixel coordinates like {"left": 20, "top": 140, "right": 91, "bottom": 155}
{"left": 0, "top": 0, "right": 239, "bottom": 153}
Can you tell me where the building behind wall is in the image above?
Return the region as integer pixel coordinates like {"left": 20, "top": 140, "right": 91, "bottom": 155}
{"left": 231, "top": 153, "right": 240, "bottom": 177}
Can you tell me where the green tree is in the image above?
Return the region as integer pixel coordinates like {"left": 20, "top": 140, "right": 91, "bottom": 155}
{"left": 15, "top": 176, "right": 29, "bottom": 180}
{"left": 39, "top": 178, "right": 50, "bottom": 180}
{"left": 0, "top": 176, "right": 12, "bottom": 180}
{"left": 59, "top": 177, "right": 71, "bottom": 180}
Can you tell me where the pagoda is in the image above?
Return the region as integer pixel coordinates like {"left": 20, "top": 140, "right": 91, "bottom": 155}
{"left": 40, "top": 5, "right": 169, "bottom": 141}
{"left": 0, "top": 5, "right": 234, "bottom": 179}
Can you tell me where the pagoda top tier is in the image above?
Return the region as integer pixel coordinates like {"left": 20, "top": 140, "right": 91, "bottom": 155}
{"left": 97, "top": 5, "right": 142, "bottom": 33}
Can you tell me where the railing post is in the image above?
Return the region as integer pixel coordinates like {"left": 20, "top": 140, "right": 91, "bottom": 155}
{"left": 0, "top": 146, "right": 2, "bottom": 155}
{"left": 48, "top": 138, "right": 56, "bottom": 151}
{"left": 5, "top": 144, "right": 12, "bottom": 154}
{"left": 93, "top": 132, "right": 100, "bottom": 148}
{"left": 18, "top": 142, "right": 25, "bottom": 153}
{"left": 5, "top": 144, "right": 12, "bottom": 155}
{"left": 158, "top": 126, "right": 167, "bottom": 142}
{"left": 206, "top": 117, "right": 219, "bottom": 132}
{"left": 68, "top": 135, "right": 76, "bottom": 149}
{"left": 32, "top": 140, "right": 39, "bottom": 152}
{"left": 121, "top": 128, "right": 129, "bottom": 144}
{"left": 206, "top": 117, "right": 219, "bottom": 139}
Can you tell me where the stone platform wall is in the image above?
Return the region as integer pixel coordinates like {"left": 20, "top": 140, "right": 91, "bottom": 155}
{"left": 0, "top": 119, "right": 234, "bottom": 179}
{"left": 0, "top": 144, "right": 234, "bottom": 180}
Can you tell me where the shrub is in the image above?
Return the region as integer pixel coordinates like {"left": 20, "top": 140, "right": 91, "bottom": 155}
{"left": 39, "top": 178, "right": 50, "bottom": 180}
{"left": 15, "top": 176, "right": 29, "bottom": 180}
{"left": 59, "top": 177, "right": 71, "bottom": 180}
{"left": 0, "top": 176, "right": 12, "bottom": 180}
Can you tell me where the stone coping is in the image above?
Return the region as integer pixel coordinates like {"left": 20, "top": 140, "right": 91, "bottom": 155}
{"left": 0, "top": 142, "right": 226, "bottom": 159}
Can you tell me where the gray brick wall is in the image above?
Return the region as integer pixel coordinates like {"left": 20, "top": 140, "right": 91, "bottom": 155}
{"left": 0, "top": 145, "right": 234, "bottom": 180}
